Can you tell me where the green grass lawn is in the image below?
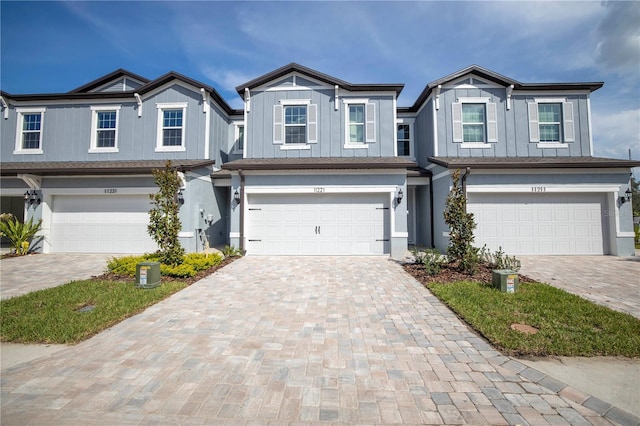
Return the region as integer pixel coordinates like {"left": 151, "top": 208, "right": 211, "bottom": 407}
{"left": 428, "top": 280, "right": 640, "bottom": 357}
{"left": 0, "top": 279, "right": 187, "bottom": 344}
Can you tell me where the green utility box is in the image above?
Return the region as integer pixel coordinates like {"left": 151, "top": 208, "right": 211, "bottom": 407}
{"left": 492, "top": 270, "right": 519, "bottom": 293}
{"left": 136, "top": 262, "right": 161, "bottom": 289}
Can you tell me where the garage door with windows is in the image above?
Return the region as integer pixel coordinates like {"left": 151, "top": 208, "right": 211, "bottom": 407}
{"left": 468, "top": 192, "right": 606, "bottom": 255}
{"left": 246, "top": 193, "right": 389, "bottom": 255}
{"left": 51, "top": 194, "right": 158, "bottom": 253}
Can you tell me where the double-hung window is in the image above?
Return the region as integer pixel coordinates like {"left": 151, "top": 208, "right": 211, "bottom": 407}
{"left": 14, "top": 107, "right": 45, "bottom": 154}
{"left": 342, "top": 99, "right": 376, "bottom": 148}
{"left": 156, "top": 103, "right": 187, "bottom": 151}
{"left": 452, "top": 98, "right": 497, "bottom": 147}
{"left": 349, "top": 104, "right": 365, "bottom": 144}
{"left": 273, "top": 99, "right": 316, "bottom": 148}
{"left": 90, "top": 106, "right": 120, "bottom": 152}
{"left": 397, "top": 122, "right": 412, "bottom": 157}
{"left": 284, "top": 106, "right": 307, "bottom": 144}
{"left": 528, "top": 99, "right": 574, "bottom": 147}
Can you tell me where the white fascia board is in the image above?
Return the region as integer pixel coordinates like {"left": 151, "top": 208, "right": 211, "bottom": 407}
{"left": 466, "top": 184, "right": 620, "bottom": 193}
{"left": 239, "top": 169, "right": 406, "bottom": 176}
{"left": 244, "top": 185, "right": 398, "bottom": 194}
{"left": 9, "top": 98, "right": 134, "bottom": 107}
{"left": 512, "top": 90, "right": 591, "bottom": 97}
{"left": 468, "top": 168, "right": 630, "bottom": 175}
{"left": 40, "top": 187, "right": 158, "bottom": 195}
{"left": 407, "top": 177, "right": 430, "bottom": 186}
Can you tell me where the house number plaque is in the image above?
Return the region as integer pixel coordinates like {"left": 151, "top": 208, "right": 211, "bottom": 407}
{"left": 531, "top": 186, "right": 546, "bottom": 192}
{"left": 104, "top": 188, "right": 118, "bottom": 194}
{"left": 313, "top": 187, "right": 325, "bottom": 193}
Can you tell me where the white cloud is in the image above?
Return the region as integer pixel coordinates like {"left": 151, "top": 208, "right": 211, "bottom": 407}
{"left": 594, "top": 1, "right": 640, "bottom": 75}
{"left": 592, "top": 108, "right": 640, "bottom": 160}
{"left": 201, "top": 67, "right": 253, "bottom": 93}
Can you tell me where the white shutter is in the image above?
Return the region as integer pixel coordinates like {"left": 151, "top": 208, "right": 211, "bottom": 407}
{"left": 528, "top": 102, "right": 540, "bottom": 143}
{"left": 273, "top": 105, "right": 283, "bottom": 144}
{"left": 563, "top": 102, "right": 575, "bottom": 142}
{"left": 487, "top": 102, "right": 498, "bottom": 143}
{"left": 452, "top": 103, "right": 463, "bottom": 143}
{"left": 365, "top": 103, "right": 376, "bottom": 143}
{"left": 307, "top": 104, "right": 317, "bottom": 143}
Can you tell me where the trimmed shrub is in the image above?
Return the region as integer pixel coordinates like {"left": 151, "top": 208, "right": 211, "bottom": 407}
{"left": 107, "top": 252, "right": 223, "bottom": 278}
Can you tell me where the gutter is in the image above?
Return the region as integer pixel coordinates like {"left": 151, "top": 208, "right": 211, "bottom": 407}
{"left": 238, "top": 169, "right": 245, "bottom": 252}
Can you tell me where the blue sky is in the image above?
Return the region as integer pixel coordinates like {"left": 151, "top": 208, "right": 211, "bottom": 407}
{"left": 1, "top": 1, "right": 639, "bottom": 160}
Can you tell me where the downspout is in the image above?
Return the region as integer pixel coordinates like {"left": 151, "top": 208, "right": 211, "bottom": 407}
{"left": 461, "top": 167, "right": 471, "bottom": 213}
{"left": 429, "top": 173, "right": 435, "bottom": 248}
{"left": 0, "top": 95, "right": 9, "bottom": 119}
{"left": 134, "top": 93, "right": 142, "bottom": 117}
{"left": 238, "top": 169, "right": 245, "bottom": 252}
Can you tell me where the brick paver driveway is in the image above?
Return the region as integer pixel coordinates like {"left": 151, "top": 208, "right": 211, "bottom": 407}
{"left": 1, "top": 257, "right": 626, "bottom": 425}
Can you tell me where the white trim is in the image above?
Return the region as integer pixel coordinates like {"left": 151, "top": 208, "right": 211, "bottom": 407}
{"left": 0, "top": 95, "right": 8, "bottom": 119}
{"left": 155, "top": 102, "right": 187, "bottom": 152}
{"left": 460, "top": 143, "right": 492, "bottom": 149}
{"left": 536, "top": 143, "right": 569, "bottom": 149}
{"left": 468, "top": 167, "right": 629, "bottom": 175}
{"left": 456, "top": 96, "right": 491, "bottom": 103}
{"left": 392, "top": 232, "right": 409, "bottom": 238}
{"left": 40, "top": 187, "right": 157, "bottom": 196}
{"left": 432, "top": 98, "right": 439, "bottom": 156}
{"left": 587, "top": 97, "right": 594, "bottom": 156}
{"left": 343, "top": 143, "right": 369, "bottom": 150}
{"left": 534, "top": 97, "right": 567, "bottom": 103}
{"left": 244, "top": 185, "right": 397, "bottom": 195}
{"left": 134, "top": 93, "right": 142, "bottom": 117}
{"left": 407, "top": 177, "right": 430, "bottom": 186}
{"left": 466, "top": 184, "right": 620, "bottom": 193}
{"left": 89, "top": 105, "right": 121, "bottom": 153}
{"left": 239, "top": 169, "right": 405, "bottom": 176}
{"left": 515, "top": 90, "right": 591, "bottom": 96}
{"left": 201, "top": 88, "right": 210, "bottom": 159}
{"left": 14, "top": 107, "right": 46, "bottom": 155}
{"left": 280, "top": 144, "right": 311, "bottom": 150}
{"left": 229, "top": 231, "right": 240, "bottom": 238}
{"left": 279, "top": 99, "right": 311, "bottom": 106}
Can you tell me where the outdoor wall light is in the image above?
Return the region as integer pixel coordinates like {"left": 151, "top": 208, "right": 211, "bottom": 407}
{"left": 396, "top": 188, "right": 404, "bottom": 204}
{"left": 176, "top": 189, "right": 185, "bottom": 205}
{"left": 620, "top": 188, "right": 632, "bottom": 204}
{"left": 233, "top": 188, "right": 241, "bottom": 204}
{"left": 24, "top": 190, "right": 41, "bottom": 207}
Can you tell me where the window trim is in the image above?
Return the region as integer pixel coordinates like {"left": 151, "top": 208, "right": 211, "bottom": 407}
{"left": 273, "top": 99, "right": 317, "bottom": 147}
{"left": 14, "top": 107, "right": 45, "bottom": 154}
{"left": 452, "top": 97, "right": 497, "bottom": 145}
{"left": 156, "top": 102, "right": 187, "bottom": 152}
{"left": 396, "top": 118, "right": 415, "bottom": 158}
{"left": 342, "top": 98, "right": 375, "bottom": 149}
{"left": 233, "top": 122, "right": 245, "bottom": 154}
{"left": 528, "top": 97, "right": 575, "bottom": 146}
{"left": 89, "top": 105, "right": 121, "bottom": 153}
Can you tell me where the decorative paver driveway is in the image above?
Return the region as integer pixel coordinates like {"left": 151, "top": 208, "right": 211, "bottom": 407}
{"left": 1, "top": 257, "right": 631, "bottom": 425}
{"left": 0, "top": 253, "right": 115, "bottom": 300}
{"left": 519, "top": 255, "right": 640, "bottom": 319}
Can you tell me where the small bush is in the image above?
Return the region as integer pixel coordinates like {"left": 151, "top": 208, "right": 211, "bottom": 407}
{"left": 460, "top": 246, "right": 481, "bottom": 275}
{"left": 107, "top": 252, "right": 223, "bottom": 278}
{"left": 480, "top": 245, "right": 521, "bottom": 272}
{"left": 221, "top": 245, "right": 243, "bottom": 257}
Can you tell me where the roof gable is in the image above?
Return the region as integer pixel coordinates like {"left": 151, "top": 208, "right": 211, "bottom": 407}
{"left": 236, "top": 63, "right": 404, "bottom": 98}
{"left": 70, "top": 69, "right": 150, "bottom": 93}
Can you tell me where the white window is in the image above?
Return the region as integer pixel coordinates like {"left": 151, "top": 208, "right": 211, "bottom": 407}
{"left": 156, "top": 102, "right": 187, "bottom": 152}
{"left": 452, "top": 97, "right": 497, "bottom": 147}
{"left": 233, "top": 123, "right": 244, "bottom": 153}
{"left": 343, "top": 99, "right": 375, "bottom": 148}
{"left": 528, "top": 98, "right": 574, "bottom": 147}
{"left": 89, "top": 106, "right": 120, "bottom": 153}
{"left": 273, "top": 99, "right": 317, "bottom": 148}
{"left": 14, "top": 107, "right": 45, "bottom": 154}
{"left": 397, "top": 121, "right": 413, "bottom": 157}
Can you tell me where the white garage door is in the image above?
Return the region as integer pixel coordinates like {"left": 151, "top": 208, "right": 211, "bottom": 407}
{"left": 51, "top": 195, "right": 158, "bottom": 253}
{"left": 247, "top": 193, "right": 389, "bottom": 255}
{"left": 468, "top": 193, "right": 606, "bottom": 255}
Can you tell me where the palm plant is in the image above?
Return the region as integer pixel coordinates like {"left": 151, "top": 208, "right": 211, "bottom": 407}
{"left": 0, "top": 215, "right": 43, "bottom": 255}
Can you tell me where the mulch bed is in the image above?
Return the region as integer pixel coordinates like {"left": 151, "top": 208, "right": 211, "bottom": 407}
{"left": 92, "top": 256, "right": 237, "bottom": 285}
{"left": 403, "top": 261, "right": 535, "bottom": 287}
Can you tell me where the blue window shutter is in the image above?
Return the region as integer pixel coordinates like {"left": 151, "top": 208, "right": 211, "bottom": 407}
{"left": 452, "top": 102, "right": 463, "bottom": 143}
{"left": 528, "top": 102, "right": 540, "bottom": 142}
{"left": 273, "top": 105, "right": 283, "bottom": 144}
{"left": 365, "top": 103, "right": 376, "bottom": 143}
{"left": 307, "top": 104, "right": 317, "bottom": 143}
{"left": 563, "top": 102, "right": 575, "bottom": 142}
{"left": 487, "top": 102, "right": 498, "bottom": 143}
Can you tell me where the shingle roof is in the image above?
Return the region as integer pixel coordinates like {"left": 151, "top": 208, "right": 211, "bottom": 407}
{"left": 0, "top": 160, "right": 215, "bottom": 176}
{"left": 221, "top": 157, "right": 417, "bottom": 171}
{"left": 428, "top": 156, "right": 640, "bottom": 169}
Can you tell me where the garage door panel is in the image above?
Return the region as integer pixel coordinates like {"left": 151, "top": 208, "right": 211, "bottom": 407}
{"left": 51, "top": 195, "right": 157, "bottom": 254}
{"left": 468, "top": 193, "right": 605, "bottom": 255}
{"left": 247, "top": 193, "right": 388, "bottom": 255}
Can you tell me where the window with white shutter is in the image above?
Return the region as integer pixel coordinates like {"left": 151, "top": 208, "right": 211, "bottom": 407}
{"left": 529, "top": 98, "right": 575, "bottom": 146}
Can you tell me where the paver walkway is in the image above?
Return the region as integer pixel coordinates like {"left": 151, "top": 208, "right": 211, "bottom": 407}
{"left": 519, "top": 255, "right": 640, "bottom": 319}
{"left": 1, "top": 257, "right": 635, "bottom": 425}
